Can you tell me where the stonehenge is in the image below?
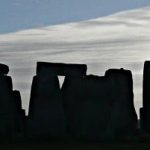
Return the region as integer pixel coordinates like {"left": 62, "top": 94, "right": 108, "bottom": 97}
{"left": 2, "top": 61, "right": 150, "bottom": 141}
{"left": 27, "top": 62, "right": 137, "bottom": 140}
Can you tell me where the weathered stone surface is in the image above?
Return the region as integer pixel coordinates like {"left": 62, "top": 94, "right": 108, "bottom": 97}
{"left": 0, "top": 63, "right": 9, "bottom": 75}
{"left": 36, "top": 62, "right": 87, "bottom": 77}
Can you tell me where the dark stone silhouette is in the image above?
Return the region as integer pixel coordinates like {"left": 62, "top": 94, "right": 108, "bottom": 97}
{"left": 0, "top": 64, "right": 25, "bottom": 140}
{"left": 27, "top": 62, "right": 87, "bottom": 139}
{"left": 104, "top": 69, "right": 137, "bottom": 139}
{"left": 13, "top": 91, "right": 26, "bottom": 138}
{"left": 140, "top": 61, "right": 150, "bottom": 132}
{"left": 36, "top": 62, "right": 87, "bottom": 76}
{"left": 62, "top": 69, "right": 137, "bottom": 140}
{"left": 0, "top": 63, "right": 9, "bottom": 75}
{"left": 27, "top": 62, "right": 137, "bottom": 141}
{"left": 0, "top": 62, "right": 139, "bottom": 142}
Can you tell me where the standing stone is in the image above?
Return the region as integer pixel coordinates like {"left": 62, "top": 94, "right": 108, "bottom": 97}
{"left": 27, "top": 75, "right": 66, "bottom": 139}
{"left": 76, "top": 75, "right": 112, "bottom": 140}
{"left": 28, "top": 62, "right": 137, "bottom": 141}
{"left": 140, "top": 61, "right": 150, "bottom": 132}
{"left": 13, "top": 91, "right": 26, "bottom": 138}
{"left": 0, "top": 64, "right": 25, "bottom": 140}
{"left": 62, "top": 68, "right": 137, "bottom": 140}
{"left": 27, "top": 62, "right": 87, "bottom": 140}
{"left": 105, "top": 69, "right": 137, "bottom": 139}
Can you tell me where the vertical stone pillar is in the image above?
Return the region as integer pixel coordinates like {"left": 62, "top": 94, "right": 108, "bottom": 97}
{"left": 0, "top": 64, "right": 25, "bottom": 140}
{"left": 28, "top": 73, "right": 65, "bottom": 139}
{"left": 140, "top": 61, "right": 150, "bottom": 132}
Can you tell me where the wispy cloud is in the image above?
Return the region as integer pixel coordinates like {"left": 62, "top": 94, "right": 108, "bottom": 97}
{"left": 0, "top": 6, "right": 149, "bottom": 115}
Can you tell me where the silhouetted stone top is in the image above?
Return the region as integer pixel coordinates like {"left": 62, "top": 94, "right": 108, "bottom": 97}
{"left": 0, "top": 63, "right": 9, "bottom": 75}
{"left": 105, "top": 68, "right": 132, "bottom": 77}
{"left": 144, "top": 61, "right": 150, "bottom": 65}
{"left": 140, "top": 61, "right": 150, "bottom": 133}
{"left": 143, "top": 61, "right": 150, "bottom": 79}
{"left": 36, "top": 62, "right": 87, "bottom": 76}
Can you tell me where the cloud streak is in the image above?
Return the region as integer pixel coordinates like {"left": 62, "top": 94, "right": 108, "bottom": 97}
{"left": 0, "top": 6, "right": 150, "bottom": 115}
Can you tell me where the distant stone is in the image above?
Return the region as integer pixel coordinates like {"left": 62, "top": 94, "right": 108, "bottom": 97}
{"left": 0, "top": 63, "right": 9, "bottom": 75}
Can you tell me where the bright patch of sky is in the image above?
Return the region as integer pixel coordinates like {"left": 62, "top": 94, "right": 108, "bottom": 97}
{"left": 0, "top": 0, "right": 150, "bottom": 33}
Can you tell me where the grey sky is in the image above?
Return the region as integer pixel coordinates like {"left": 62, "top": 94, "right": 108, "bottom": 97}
{"left": 0, "top": 0, "right": 150, "bottom": 33}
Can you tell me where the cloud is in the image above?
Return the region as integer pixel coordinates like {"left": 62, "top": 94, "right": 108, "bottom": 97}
{"left": 0, "top": 6, "right": 150, "bottom": 116}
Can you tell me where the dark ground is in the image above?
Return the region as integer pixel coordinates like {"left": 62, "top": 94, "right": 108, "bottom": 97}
{"left": 1, "top": 141, "right": 150, "bottom": 150}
